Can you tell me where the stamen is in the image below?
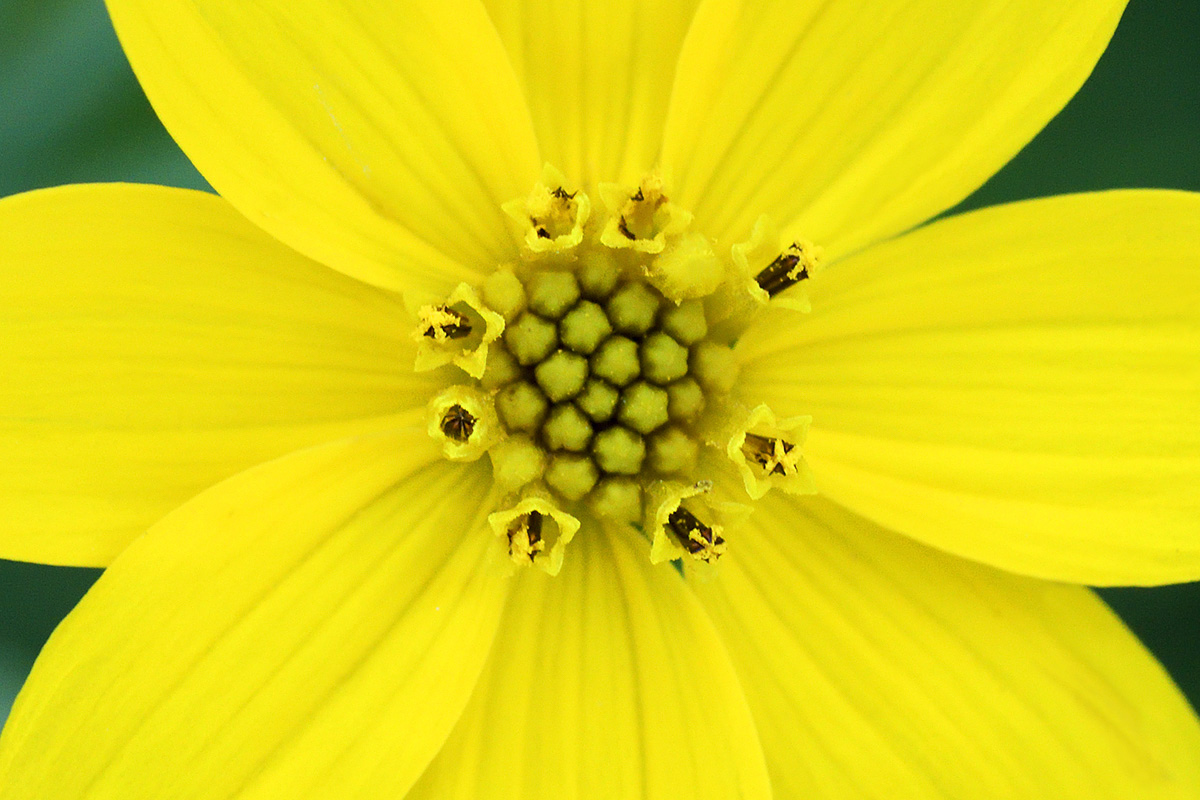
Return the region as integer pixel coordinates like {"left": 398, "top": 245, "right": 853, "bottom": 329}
{"left": 411, "top": 283, "right": 505, "bottom": 379}
{"left": 528, "top": 187, "right": 581, "bottom": 240}
{"left": 741, "top": 433, "right": 801, "bottom": 477}
{"left": 502, "top": 163, "right": 590, "bottom": 254}
{"left": 731, "top": 215, "right": 822, "bottom": 312}
{"left": 488, "top": 497, "right": 581, "bottom": 575}
{"left": 598, "top": 171, "right": 692, "bottom": 254}
{"left": 667, "top": 506, "right": 725, "bottom": 564}
{"left": 427, "top": 386, "right": 499, "bottom": 462}
{"left": 647, "top": 480, "right": 748, "bottom": 566}
{"left": 507, "top": 511, "right": 545, "bottom": 563}
{"left": 617, "top": 187, "right": 660, "bottom": 241}
{"left": 754, "top": 243, "right": 815, "bottom": 297}
{"left": 439, "top": 404, "right": 476, "bottom": 443}
{"left": 725, "top": 404, "right": 817, "bottom": 500}
{"left": 421, "top": 305, "right": 472, "bottom": 341}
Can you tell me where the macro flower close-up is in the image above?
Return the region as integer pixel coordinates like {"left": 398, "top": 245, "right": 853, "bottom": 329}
{"left": 2, "top": 0, "right": 1200, "bottom": 797}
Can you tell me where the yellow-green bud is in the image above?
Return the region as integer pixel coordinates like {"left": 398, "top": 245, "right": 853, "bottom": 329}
{"left": 640, "top": 332, "right": 690, "bottom": 385}
{"left": 543, "top": 404, "right": 594, "bottom": 452}
{"left": 559, "top": 300, "right": 613, "bottom": 354}
{"left": 545, "top": 454, "right": 599, "bottom": 500}
{"left": 659, "top": 299, "right": 708, "bottom": 345}
{"left": 592, "top": 427, "right": 646, "bottom": 475}
{"left": 590, "top": 335, "right": 641, "bottom": 386}
{"left": 496, "top": 381, "right": 548, "bottom": 432}
{"left": 527, "top": 271, "right": 581, "bottom": 319}
{"left": 617, "top": 381, "right": 669, "bottom": 434}
{"left": 606, "top": 282, "right": 660, "bottom": 336}
{"left": 576, "top": 378, "right": 620, "bottom": 422}
{"left": 505, "top": 312, "right": 558, "bottom": 365}
{"left": 535, "top": 350, "right": 589, "bottom": 402}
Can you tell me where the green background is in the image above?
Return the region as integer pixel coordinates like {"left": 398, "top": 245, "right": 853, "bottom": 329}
{"left": 1, "top": 0, "right": 1198, "bottom": 724}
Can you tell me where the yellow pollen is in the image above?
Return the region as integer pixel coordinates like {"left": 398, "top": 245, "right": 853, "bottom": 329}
{"left": 667, "top": 506, "right": 726, "bottom": 564}
{"left": 617, "top": 186, "right": 666, "bottom": 241}
{"left": 528, "top": 186, "right": 580, "bottom": 240}
{"left": 507, "top": 511, "right": 546, "bottom": 564}
{"left": 741, "top": 433, "right": 802, "bottom": 477}
{"left": 502, "top": 163, "right": 590, "bottom": 252}
{"left": 419, "top": 305, "right": 471, "bottom": 341}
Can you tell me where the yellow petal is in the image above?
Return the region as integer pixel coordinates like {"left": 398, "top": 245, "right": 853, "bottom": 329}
{"left": 692, "top": 493, "right": 1200, "bottom": 799}
{"left": 408, "top": 526, "right": 772, "bottom": 799}
{"left": 105, "top": 0, "right": 541, "bottom": 293}
{"left": 0, "top": 184, "right": 430, "bottom": 567}
{"left": 738, "top": 190, "right": 1200, "bottom": 585}
{"left": 0, "top": 430, "right": 509, "bottom": 800}
{"left": 482, "top": 0, "right": 701, "bottom": 188}
{"left": 662, "top": 0, "right": 1125, "bottom": 257}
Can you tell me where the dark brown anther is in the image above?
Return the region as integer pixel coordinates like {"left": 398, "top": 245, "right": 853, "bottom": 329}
{"left": 742, "top": 433, "right": 797, "bottom": 476}
{"left": 507, "top": 511, "right": 545, "bottom": 563}
{"left": 754, "top": 245, "right": 811, "bottom": 297}
{"left": 440, "top": 404, "right": 477, "bottom": 442}
{"left": 667, "top": 506, "right": 723, "bottom": 556}
{"left": 551, "top": 186, "right": 577, "bottom": 201}
{"left": 423, "top": 306, "right": 472, "bottom": 339}
{"left": 613, "top": 183, "right": 669, "bottom": 243}
{"left": 525, "top": 511, "right": 544, "bottom": 550}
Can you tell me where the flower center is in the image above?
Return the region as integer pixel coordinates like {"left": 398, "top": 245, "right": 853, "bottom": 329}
{"left": 485, "top": 257, "right": 733, "bottom": 505}
{"left": 416, "top": 165, "right": 820, "bottom": 574}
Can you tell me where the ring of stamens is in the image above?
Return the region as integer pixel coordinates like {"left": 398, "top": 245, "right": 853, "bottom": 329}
{"left": 423, "top": 169, "right": 820, "bottom": 569}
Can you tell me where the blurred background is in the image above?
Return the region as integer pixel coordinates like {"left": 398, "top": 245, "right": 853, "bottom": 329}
{"left": 1, "top": 0, "right": 1198, "bottom": 724}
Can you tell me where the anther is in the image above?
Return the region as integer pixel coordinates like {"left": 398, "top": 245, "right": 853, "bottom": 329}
{"left": 598, "top": 172, "right": 692, "bottom": 253}
{"left": 427, "top": 385, "right": 498, "bottom": 461}
{"left": 507, "top": 511, "right": 545, "bottom": 563}
{"left": 488, "top": 497, "right": 580, "bottom": 575}
{"left": 439, "top": 404, "right": 476, "bottom": 443}
{"left": 617, "top": 216, "right": 636, "bottom": 241}
{"left": 617, "top": 188, "right": 658, "bottom": 241}
{"left": 413, "top": 283, "right": 504, "bottom": 379}
{"left": 502, "top": 164, "right": 591, "bottom": 253}
{"left": 666, "top": 506, "right": 725, "bottom": 564}
{"left": 754, "top": 243, "right": 815, "bottom": 297}
{"left": 741, "top": 433, "right": 801, "bottom": 477}
{"left": 648, "top": 480, "right": 747, "bottom": 564}
{"left": 530, "top": 186, "right": 583, "bottom": 241}
{"left": 422, "top": 305, "right": 472, "bottom": 340}
{"left": 725, "top": 405, "right": 816, "bottom": 499}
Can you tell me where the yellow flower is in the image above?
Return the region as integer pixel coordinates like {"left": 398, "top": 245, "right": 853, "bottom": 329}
{"left": 1, "top": 0, "right": 1199, "bottom": 797}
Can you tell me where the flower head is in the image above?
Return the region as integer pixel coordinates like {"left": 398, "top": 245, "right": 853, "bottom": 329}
{"left": 1, "top": 1, "right": 1199, "bottom": 798}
